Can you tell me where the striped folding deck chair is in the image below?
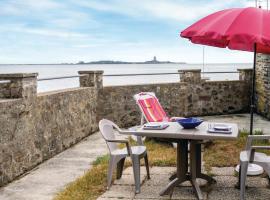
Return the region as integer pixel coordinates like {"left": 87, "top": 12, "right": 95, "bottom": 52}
{"left": 134, "top": 92, "right": 184, "bottom": 125}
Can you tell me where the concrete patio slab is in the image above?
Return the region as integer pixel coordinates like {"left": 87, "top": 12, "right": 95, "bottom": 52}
{"left": 99, "top": 166, "right": 270, "bottom": 200}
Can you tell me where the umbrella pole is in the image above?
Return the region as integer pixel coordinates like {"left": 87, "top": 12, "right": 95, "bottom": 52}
{"left": 250, "top": 43, "right": 257, "bottom": 135}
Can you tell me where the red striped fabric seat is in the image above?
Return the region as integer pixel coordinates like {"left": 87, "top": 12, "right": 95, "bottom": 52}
{"left": 137, "top": 94, "right": 169, "bottom": 122}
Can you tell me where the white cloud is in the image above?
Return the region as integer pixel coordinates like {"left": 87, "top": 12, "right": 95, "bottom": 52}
{"left": 0, "top": 25, "right": 88, "bottom": 39}
{"left": 22, "top": 28, "right": 87, "bottom": 38}
{"left": 72, "top": 0, "right": 244, "bottom": 22}
{"left": 0, "top": 0, "right": 61, "bottom": 16}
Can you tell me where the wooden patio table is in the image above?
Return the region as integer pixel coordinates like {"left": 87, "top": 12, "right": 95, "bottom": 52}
{"left": 119, "top": 122, "right": 239, "bottom": 200}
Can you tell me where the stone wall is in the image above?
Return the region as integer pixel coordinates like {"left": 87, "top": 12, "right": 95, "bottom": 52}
{"left": 0, "top": 69, "right": 252, "bottom": 186}
{"left": 0, "top": 73, "right": 99, "bottom": 187}
{"left": 256, "top": 54, "right": 270, "bottom": 118}
{"left": 98, "top": 69, "right": 251, "bottom": 127}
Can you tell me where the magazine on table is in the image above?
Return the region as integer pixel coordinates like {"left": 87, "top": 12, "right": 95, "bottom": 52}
{"left": 143, "top": 122, "right": 169, "bottom": 130}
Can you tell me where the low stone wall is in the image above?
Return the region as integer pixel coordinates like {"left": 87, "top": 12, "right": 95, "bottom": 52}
{"left": 0, "top": 69, "right": 252, "bottom": 186}
{"left": 98, "top": 69, "right": 251, "bottom": 127}
{"left": 0, "top": 73, "right": 99, "bottom": 187}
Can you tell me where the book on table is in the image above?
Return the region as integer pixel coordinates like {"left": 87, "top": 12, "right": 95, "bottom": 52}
{"left": 143, "top": 122, "right": 169, "bottom": 130}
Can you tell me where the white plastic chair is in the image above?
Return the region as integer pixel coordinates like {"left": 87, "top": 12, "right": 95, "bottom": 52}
{"left": 99, "top": 119, "right": 150, "bottom": 194}
{"left": 240, "top": 135, "right": 270, "bottom": 200}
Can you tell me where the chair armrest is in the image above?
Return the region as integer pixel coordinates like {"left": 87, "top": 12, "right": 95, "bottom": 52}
{"left": 248, "top": 135, "right": 270, "bottom": 140}
{"left": 246, "top": 135, "right": 270, "bottom": 150}
{"left": 249, "top": 146, "right": 270, "bottom": 162}
{"left": 107, "top": 139, "right": 131, "bottom": 155}
{"left": 251, "top": 146, "right": 270, "bottom": 150}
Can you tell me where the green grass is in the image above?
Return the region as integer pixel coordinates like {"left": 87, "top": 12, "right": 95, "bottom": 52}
{"left": 54, "top": 131, "right": 270, "bottom": 200}
{"left": 54, "top": 154, "right": 109, "bottom": 200}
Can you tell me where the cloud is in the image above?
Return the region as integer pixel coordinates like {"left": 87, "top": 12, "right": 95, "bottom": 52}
{"left": 0, "top": 24, "right": 88, "bottom": 39}
{"left": 21, "top": 28, "right": 87, "bottom": 38}
{"left": 72, "top": 0, "right": 244, "bottom": 22}
{"left": 0, "top": 0, "right": 61, "bottom": 16}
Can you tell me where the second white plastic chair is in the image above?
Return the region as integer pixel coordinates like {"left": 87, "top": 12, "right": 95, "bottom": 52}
{"left": 239, "top": 135, "right": 270, "bottom": 200}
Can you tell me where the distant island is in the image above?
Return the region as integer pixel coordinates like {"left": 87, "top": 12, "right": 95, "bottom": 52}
{"left": 76, "top": 56, "right": 186, "bottom": 65}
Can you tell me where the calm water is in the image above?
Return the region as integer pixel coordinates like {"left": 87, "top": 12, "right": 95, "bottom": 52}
{"left": 0, "top": 63, "right": 252, "bottom": 92}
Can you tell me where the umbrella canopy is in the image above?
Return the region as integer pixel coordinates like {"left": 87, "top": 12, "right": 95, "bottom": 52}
{"left": 180, "top": 7, "right": 270, "bottom": 135}
{"left": 181, "top": 7, "right": 270, "bottom": 53}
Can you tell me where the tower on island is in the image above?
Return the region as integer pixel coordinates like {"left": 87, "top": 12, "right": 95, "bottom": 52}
{"left": 153, "top": 56, "right": 157, "bottom": 62}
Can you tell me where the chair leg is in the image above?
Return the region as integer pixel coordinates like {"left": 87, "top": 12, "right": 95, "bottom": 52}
{"left": 116, "top": 158, "right": 125, "bottom": 179}
{"left": 107, "top": 156, "right": 116, "bottom": 189}
{"left": 144, "top": 154, "right": 150, "bottom": 179}
{"left": 264, "top": 167, "right": 270, "bottom": 187}
{"left": 240, "top": 161, "right": 249, "bottom": 200}
{"left": 132, "top": 155, "right": 141, "bottom": 194}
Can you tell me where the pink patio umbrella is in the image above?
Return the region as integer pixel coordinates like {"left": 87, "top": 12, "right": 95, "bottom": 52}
{"left": 180, "top": 6, "right": 270, "bottom": 177}
{"left": 181, "top": 7, "right": 270, "bottom": 135}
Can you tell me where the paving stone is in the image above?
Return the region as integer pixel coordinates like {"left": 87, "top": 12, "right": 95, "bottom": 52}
{"left": 144, "top": 174, "right": 171, "bottom": 187}
{"left": 210, "top": 167, "right": 235, "bottom": 176}
{"left": 123, "top": 167, "right": 147, "bottom": 176}
{"left": 172, "top": 186, "right": 207, "bottom": 200}
{"left": 245, "top": 187, "right": 270, "bottom": 200}
{"left": 150, "top": 167, "right": 176, "bottom": 175}
{"left": 101, "top": 185, "right": 135, "bottom": 199}
{"left": 214, "top": 176, "right": 238, "bottom": 188}
{"left": 245, "top": 177, "right": 269, "bottom": 188}
{"left": 134, "top": 186, "right": 171, "bottom": 199}
{"left": 208, "top": 187, "right": 239, "bottom": 200}
{"left": 113, "top": 174, "right": 147, "bottom": 186}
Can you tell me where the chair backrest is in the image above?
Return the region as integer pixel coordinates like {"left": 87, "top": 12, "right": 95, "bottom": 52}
{"left": 99, "top": 119, "right": 121, "bottom": 153}
{"left": 134, "top": 92, "right": 168, "bottom": 123}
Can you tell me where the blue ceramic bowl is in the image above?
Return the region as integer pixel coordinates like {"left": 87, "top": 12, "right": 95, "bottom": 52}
{"left": 176, "top": 117, "right": 203, "bottom": 129}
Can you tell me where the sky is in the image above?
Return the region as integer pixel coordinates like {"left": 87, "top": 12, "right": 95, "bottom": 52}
{"left": 0, "top": 0, "right": 262, "bottom": 64}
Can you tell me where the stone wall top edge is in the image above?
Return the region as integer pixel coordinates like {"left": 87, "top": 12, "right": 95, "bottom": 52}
{"left": 0, "top": 98, "right": 22, "bottom": 104}
{"left": 0, "top": 73, "right": 38, "bottom": 78}
{"left": 178, "top": 69, "right": 201, "bottom": 72}
{"left": 103, "top": 82, "right": 182, "bottom": 89}
{"left": 78, "top": 70, "right": 104, "bottom": 74}
{"left": 237, "top": 68, "right": 253, "bottom": 71}
{"left": 204, "top": 80, "right": 246, "bottom": 84}
{"left": 102, "top": 80, "right": 246, "bottom": 89}
{"left": 37, "top": 87, "right": 94, "bottom": 97}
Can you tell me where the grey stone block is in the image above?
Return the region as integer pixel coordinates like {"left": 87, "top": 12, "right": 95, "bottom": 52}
{"left": 101, "top": 185, "right": 135, "bottom": 199}
{"left": 208, "top": 187, "right": 239, "bottom": 200}
{"left": 134, "top": 185, "right": 171, "bottom": 199}
{"left": 172, "top": 186, "right": 207, "bottom": 200}
{"left": 123, "top": 167, "right": 147, "bottom": 176}
{"left": 214, "top": 176, "right": 238, "bottom": 188}
{"left": 210, "top": 167, "right": 235, "bottom": 176}
{"left": 113, "top": 174, "right": 146, "bottom": 186}
{"left": 150, "top": 167, "right": 175, "bottom": 175}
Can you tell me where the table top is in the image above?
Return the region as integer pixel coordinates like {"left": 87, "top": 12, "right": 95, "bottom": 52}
{"left": 119, "top": 122, "right": 239, "bottom": 140}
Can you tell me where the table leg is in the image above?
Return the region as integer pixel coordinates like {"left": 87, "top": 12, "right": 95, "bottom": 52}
{"left": 195, "top": 142, "right": 216, "bottom": 184}
{"left": 160, "top": 140, "right": 189, "bottom": 196}
{"left": 190, "top": 141, "right": 204, "bottom": 200}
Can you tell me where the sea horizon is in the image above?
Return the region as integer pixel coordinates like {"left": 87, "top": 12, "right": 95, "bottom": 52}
{"left": 0, "top": 63, "right": 253, "bottom": 92}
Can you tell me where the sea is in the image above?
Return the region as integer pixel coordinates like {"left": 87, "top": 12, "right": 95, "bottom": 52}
{"left": 0, "top": 63, "right": 252, "bottom": 92}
